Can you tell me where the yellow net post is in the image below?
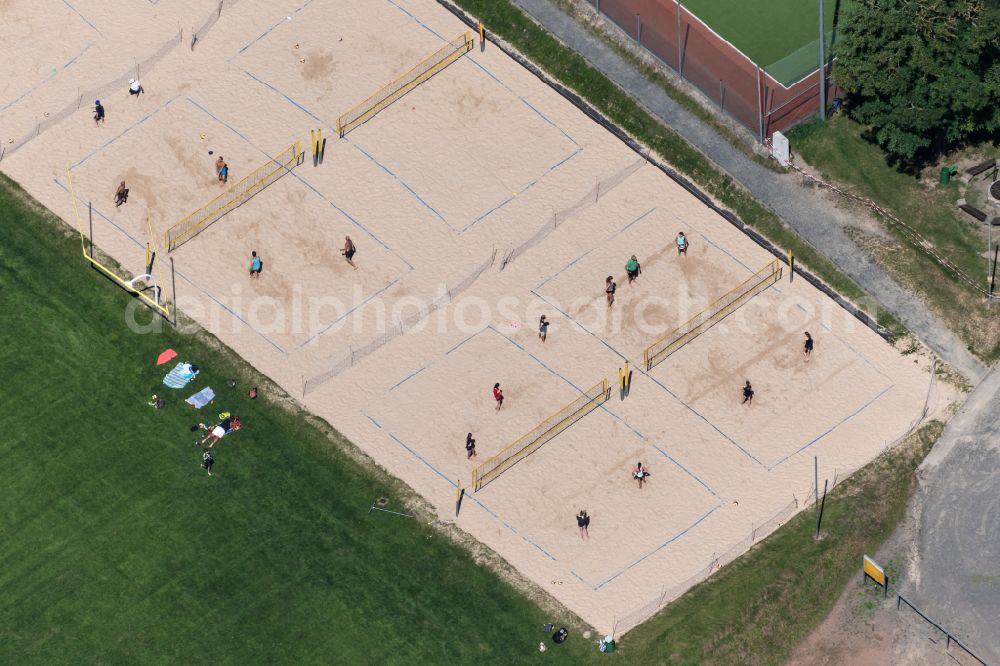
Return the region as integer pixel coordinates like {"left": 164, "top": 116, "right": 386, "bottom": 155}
{"left": 65, "top": 168, "right": 172, "bottom": 320}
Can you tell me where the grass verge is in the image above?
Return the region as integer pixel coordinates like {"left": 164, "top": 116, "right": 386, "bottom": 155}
{"left": 788, "top": 115, "right": 1000, "bottom": 363}
{"left": 619, "top": 420, "right": 944, "bottom": 665}
{"left": 0, "top": 173, "right": 594, "bottom": 664}
{"left": 452, "top": 0, "right": 905, "bottom": 340}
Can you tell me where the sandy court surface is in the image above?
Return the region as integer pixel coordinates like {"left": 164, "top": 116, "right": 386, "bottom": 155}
{"left": 1, "top": 0, "right": 939, "bottom": 636}
{"left": 0, "top": 1, "right": 95, "bottom": 111}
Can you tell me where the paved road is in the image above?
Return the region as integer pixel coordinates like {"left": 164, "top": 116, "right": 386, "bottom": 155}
{"left": 510, "top": 0, "right": 988, "bottom": 385}
{"left": 907, "top": 366, "right": 1000, "bottom": 664}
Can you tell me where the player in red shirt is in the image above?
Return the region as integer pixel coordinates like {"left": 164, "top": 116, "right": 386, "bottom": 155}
{"left": 493, "top": 383, "right": 503, "bottom": 411}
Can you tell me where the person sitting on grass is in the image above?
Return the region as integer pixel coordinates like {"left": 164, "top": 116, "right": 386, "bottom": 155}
{"left": 199, "top": 415, "right": 242, "bottom": 448}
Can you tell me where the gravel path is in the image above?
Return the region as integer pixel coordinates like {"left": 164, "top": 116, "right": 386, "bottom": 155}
{"left": 511, "top": 0, "right": 988, "bottom": 385}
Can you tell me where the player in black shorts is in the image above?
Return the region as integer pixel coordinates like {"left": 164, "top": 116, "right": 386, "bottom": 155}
{"left": 741, "top": 380, "right": 754, "bottom": 406}
{"left": 576, "top": 510, "right": 590, "bottom": 540}
{"left": 803, "top": 331, "right": 814, "bottom": 359}
{"left": 465, "top": 433, "right": 477, "bottom": 459}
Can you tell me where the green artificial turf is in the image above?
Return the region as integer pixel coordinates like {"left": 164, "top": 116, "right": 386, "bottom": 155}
{"left": 0, "top": 174, "right": 594, "bottom": 664}
{"left": 682, "top": 0, "right": 845, "bottom": 85}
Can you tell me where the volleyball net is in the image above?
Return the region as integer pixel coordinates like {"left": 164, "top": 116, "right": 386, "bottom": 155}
{"left": 472, "top": 378, "right": 610, "bottom": 492}
{"left": 165, "top": 141, "right": 302, "bottom": 252}
{"left": 644, "top": 259, "right": 782, "bottom": 370}
{"left": 336, "top": 32, "right": 473, "bottom": 137}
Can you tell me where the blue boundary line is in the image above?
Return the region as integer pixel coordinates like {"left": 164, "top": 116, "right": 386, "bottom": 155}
{"left": 237, "top": 0, "right": 315, "bottom": 54}
{"left": 184, "top": 96, "right": 414, "bottom": 271}
{"left": 366, "top": 326, "right": 719, "bottom": 580}
{"left": 652, "top": 445, "right": 719, "bottom": 498}
{"left": 590, "top": 505, "right": 720, "bottom": 591}
{"left": 770, "top": 383, "right": 895, "bottom": 468}
{"left": 61, "top": 95, "right": 410, "bottom": 352}
{"left": 234, "top": 0, "right": 581, "bottom": 234}
{"left": 62, "top": 0, "right": 99, "bottom": 33}
{"left": 1, "top": 42, "right": 95, "bottom": 113}
{"left": 385, "top": 0, "right": 449, "bottom": 42}
{"left": 345, "top": 138, "right": 451, "bottom": 228}
{"left": 296, "top": 278, "right": 403, "bottom": 349}
{"left": 531, "top": 205, "right": 892, "bottom": 469}
{"left": 363, "top": 416, "right": 558, "bottom": 561}
{"left": 240, "top": 70, "right": 328, "bottom": 126}
{"left": 69, "top": 96, "right": 178, "bottom": 170}
{"left": 459, "top": 147, "right": 582, "bottom": 234}
{"left": 56, "top": 180, "right": 291, "bottom": 355}
{"left": 610, "top": 206, "right": 657, "bottom": 239}
{"left": 389, "top": 365, "right": 427, "bottom": 391}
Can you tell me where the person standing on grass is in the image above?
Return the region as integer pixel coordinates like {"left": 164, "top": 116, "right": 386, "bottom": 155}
{"left": 803, "top": 331, "right": 814, "bottom": 360}
{"left": 605, "top": 276, "right": 616, "bottom": 307}
{"left": 741, "top": 380, "right": 754, "bottom": 406}
{"left": 633, "top": 462, "right": 650, "bottom": 489}
{"left": 576, "top": 510, "right": 590, "bottom": 539}
{"left": 249, "top": 251, "right": 262, "bottom": 279}
{"left": 94, "top": 100, "right": 105, "bottom": 126}
{"left": 202, "top": 449, "right": 214, "bottom": 476}
{"left": 625, "top": 255, "right": 641, "bottom": 285}
{"left": 676, "top": 231, "right": 688, "bottom": 256}
{"left": 465, "top": 433, "right": 477, "bottom": 459}
{"left": 215, "top": 156, "right": 228, "bottom": 183}
{"left": 538, "top": 315, "right": 549, "bottom": 343}
{"left": 342, "top": 236, "right": 357, "bottom": 269}
{"left": 493, "top": 383, "right": 504, "bottom": 411}
{"left": 114, "top": 181, "right": 128, "bottom": 207}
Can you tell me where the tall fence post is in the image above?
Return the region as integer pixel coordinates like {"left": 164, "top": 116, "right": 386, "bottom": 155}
{"left": 677, "top": 1, "right": 683, "bottom": 79}
{"left": 756, "top": 66, "right": 764, "bottom": 142}
{"left": 636, "top": 14, "right": 641, "bottom": 45}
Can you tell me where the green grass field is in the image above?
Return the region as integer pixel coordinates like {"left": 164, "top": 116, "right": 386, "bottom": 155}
{"left": 683, "top": 0, "right": 844, "bottom": 86}
{"left": 0, "top": 175, "right": 595, "bottom": 664}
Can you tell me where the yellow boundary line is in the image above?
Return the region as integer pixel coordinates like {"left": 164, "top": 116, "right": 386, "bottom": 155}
{"left": 472, "top": 378, "right": 609, "bottom": 491}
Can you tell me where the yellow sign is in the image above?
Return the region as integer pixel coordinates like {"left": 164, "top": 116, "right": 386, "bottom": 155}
{"left": 863, "top": 555, "right": 886, "bottom": 587}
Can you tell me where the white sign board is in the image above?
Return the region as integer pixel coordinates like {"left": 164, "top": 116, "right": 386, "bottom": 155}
{"left": 771, "top": 131, "right": 790, "bottom": 167}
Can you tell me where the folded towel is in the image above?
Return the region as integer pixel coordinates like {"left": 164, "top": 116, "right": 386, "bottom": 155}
{"left": 185, "top": 386, "right": 215, "bottom": 409}
{"left": 163, "top": 362, "right": 198, "bottom": 389}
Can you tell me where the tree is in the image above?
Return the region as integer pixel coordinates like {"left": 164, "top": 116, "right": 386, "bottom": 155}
{"left": 834, "top": 0, "right": 1000, "bottom": 167}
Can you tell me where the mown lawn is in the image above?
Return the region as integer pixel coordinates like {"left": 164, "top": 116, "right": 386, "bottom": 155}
{"left": 788, "top": 115, "right": 1000, "bottom": 363}
{"left": 0, "top": 174, "right": 594, "bottom": 664}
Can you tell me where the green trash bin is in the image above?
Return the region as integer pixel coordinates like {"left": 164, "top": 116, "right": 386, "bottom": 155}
{"left": 940, "top": 166, "right": 957, "bottom": 185}
{"left": 599, "top": 636, "right": 616, "bottom": 653}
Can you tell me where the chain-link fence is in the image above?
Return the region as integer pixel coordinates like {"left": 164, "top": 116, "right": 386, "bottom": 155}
{"left": 500, "top": 157, "right": 645, "bottom": 269}
{"left": 583, "top": 0, "right": 836, "bottom": 139}
{"left": 2, "top": 28, "right": 183, "bottom": 160}
{"left": 616, "top": 363, "right": 937, "bottom": 635}
{"left": 302, "top": 248, "right": 497, "bottom": 395}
